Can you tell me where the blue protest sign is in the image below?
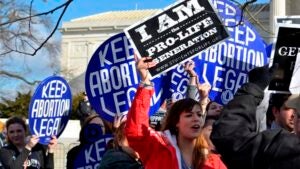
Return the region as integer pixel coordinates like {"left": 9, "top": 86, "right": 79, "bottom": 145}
{"left": 73, "top": 133, "right": 113, "bottom": 169}
{"left": 28, "top": 76, "right": 72, "bottom": 144}
{"left": 82, "top": 123, "right": 103, "bottom": 144}
{"left": 266, "top": 43, "right": 273, "bottom": 58}
{"left": 85, "top": 0, "right": 268, "bottom": 122}
{"left": 85, "top": 33, "right": 168, "bottom": 122}
{"left": 167, "top": 0, "right": 268, "bottom": 105}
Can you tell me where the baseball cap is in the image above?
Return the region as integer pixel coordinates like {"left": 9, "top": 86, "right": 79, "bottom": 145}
{"left": 285, "top": 94, "right": 300, "bottom": 114}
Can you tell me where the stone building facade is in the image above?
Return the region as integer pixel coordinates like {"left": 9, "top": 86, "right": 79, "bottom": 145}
{"left": 59, "top": 0, "right": 300, "bottom": 93}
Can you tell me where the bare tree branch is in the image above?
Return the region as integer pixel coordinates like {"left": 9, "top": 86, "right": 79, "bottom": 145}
{"left": 0, "top": 70, "right": 40, "bottom": 85}
{"left": 0, "top": 0, "right": 73, "bottom": 56}
{"left": 245, "top": 4, "right": 274, "bottom": 36}
{"left": 0, "top": 0, "right": 72, "bottom": 27}
{"left": 228, "top": 0, "right": 258, "bottom": 27}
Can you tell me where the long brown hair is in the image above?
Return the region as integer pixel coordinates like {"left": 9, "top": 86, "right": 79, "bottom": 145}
{"left": 161, "top": 98, "right": 208, "bottom": 169}
{"left": 113, "top": 121, "right": 140, "bottom": 160}
{"left": 113, "top": 121, "right": 126, "bottom": 148}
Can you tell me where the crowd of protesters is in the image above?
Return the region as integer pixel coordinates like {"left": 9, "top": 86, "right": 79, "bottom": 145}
{"left": 1, "top": 55, "right": 300, "bottom": 169}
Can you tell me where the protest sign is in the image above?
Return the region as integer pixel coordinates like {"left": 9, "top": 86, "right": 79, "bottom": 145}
{"left": 85, "top": 33, "right": 169, "bottom": 122}
{"left": 124, "top": 0, "right": 229, "bottom": 78}
{"left": 85, "top": 0, "right": 268, "bottom": 122}
{"left": 166, "top": 0, "right": 268, "bottom": 105}
{"left": 73, "top": 124, "right": 113, "bottom": 169}
{"left": 269, "top": 25, "right": 300, "bottom": 93}
{"left": 28, "top": 76, "right": 72, "bottom": 144}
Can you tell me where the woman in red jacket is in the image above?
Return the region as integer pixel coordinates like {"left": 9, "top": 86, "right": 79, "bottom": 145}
{"left": 125, "top": 57, "right": 227, "bottom": 169}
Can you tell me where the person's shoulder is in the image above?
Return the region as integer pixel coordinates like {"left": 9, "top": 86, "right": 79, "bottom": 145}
{"left": 100, "top": 148, "right": 143, "bottom": 169}
{"left": 67, "top": 144, "right": 84, "bottom": 156}
{"left": 0, "top": 144, "right": 16, "bottom": 154}
{"left": 102, "top": 148, "right": 134, "bottom": 161}
{"left": 203, "top": 153, "right": 227, "bottom": 169}
{"left": 1, "top": 144, "right": 15, "bottom": 150}
{"left": 102, "top": 148, "right": 123, "bottom": 157}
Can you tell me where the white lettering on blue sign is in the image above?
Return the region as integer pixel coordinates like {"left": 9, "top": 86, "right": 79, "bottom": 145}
{"left": 98, "top": 36, "right": 133, "bottom": 67}
{"left": 32, "top": 118, "right": 60, "bottom": 137}
{"left": 84, "top": 139, "right": 105, "bottom": 164}
{"left": 31, "top": 99, "right": 70, "bottom": 118}
{"left": 41, "top": 80, "right": 67, "bottom": 98}
{"left": 199, "top": 42, "right": 264, "bottom": 71}
{"left": 89, "top": 60, "right": 138, "bottom": 97}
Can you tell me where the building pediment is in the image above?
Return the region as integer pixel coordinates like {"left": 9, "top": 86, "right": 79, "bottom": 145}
{"left": 60, "top": 9, "right": 159, "bottom": 33}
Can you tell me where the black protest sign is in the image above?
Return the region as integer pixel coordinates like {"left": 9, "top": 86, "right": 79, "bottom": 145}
{"left": 124, "top": 0, "right": 229, "bottom": 78}
{"left": 269, "top": 26, "right": 300, "bottom": 93}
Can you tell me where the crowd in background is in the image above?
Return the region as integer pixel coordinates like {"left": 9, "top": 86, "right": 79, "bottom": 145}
{"left": 0, "top": 57, "right": 300, "bottom": 169}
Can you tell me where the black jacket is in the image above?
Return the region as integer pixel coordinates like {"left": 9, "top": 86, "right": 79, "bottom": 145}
{"left": 66, "top": 144, "right": 83, "bottom": 169}
{"left": 0, "top": 143, "right": 53, "bottom": 169}
{"left": 211, "top": 83, "right": 300, "bottom": 169}
{"left": 99, "top": 147, "right": 144, "bottom": 169}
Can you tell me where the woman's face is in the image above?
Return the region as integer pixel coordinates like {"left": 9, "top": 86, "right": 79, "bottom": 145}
{"left": 176, "top": 104, "right": 204, "bottom": 140}
{"left": 7, "top": 123, "right": 26, "bottom": 146}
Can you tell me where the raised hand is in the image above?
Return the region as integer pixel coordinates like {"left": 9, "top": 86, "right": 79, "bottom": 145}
{"left": 113, "top": 114, "right": 127, "bottom": 129}
{"left": 197, "top": 82, "right": 211, "bottom": 102}
{"left": 136, "top": 55, "right": 157, "bottom": 84}
{"left": 184, "top": 61, "right": 197, "bottom": 77}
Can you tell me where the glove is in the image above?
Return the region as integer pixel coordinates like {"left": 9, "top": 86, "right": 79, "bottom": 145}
{"left": 248, "top": 64, "right": 277, "bottom": 90}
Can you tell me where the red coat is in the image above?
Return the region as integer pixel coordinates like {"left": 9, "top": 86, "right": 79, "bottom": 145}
{"left": 125, "top": 87, "right": 227, "bottom": 169}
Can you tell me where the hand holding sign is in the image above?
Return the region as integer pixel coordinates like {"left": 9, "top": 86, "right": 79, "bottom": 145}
{"left": 25, "top": 135, "right": 39, "bottom": 151}
{"left": 47, "top": 135, "right": 58, "bottom": 153}
{"left": 136, "top": 56, "right": 157, "bottom": 84}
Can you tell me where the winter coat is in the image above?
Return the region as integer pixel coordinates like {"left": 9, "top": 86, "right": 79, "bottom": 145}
{"left": 211, "top": 83, "right": 300, "bottom": 169}
{"left": 0, "top": 143, "right": 53, "bottom": 169}
{"left": 125, "top": 86, "right": 227, "bottom": 169}
{"left": 99, "top": 146, "right": 144, "bottom": 169}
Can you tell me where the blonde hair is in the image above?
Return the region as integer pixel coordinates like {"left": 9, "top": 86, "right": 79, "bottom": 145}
{"left": 193, "top": 132, "right": 209, "bottom": 168}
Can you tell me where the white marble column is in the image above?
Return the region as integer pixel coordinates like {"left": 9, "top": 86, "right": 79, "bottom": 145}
{"left": 269, "top": 0, "right": 286, "bottom": 42}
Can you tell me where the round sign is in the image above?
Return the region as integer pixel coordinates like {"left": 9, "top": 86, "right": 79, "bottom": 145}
{"left": 28, "top": 76, "right": 72, "bottom": 144}
{"left": 82, "top": 123, "right": 103, "bottom": 144}
{"left": 85, "top": 33, "right": 168, "bottom": 122}
{"left": 73, "top": 134, "right": 113, "bottom": 169}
